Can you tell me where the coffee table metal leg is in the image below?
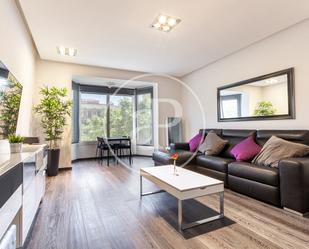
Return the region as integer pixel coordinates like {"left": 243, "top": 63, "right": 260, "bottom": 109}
{"left": 180, "top": 191, "right": 225, "bottom": 230}
{"left": 139, "top": 175, "right": 166, "bottom": 197}
{"left": 140, "top": 175, "right": 142, "bottom": 198}
{"left": 178, "top": 199, "right": 182, "bottom": 230}
{"left": 220, "top": 192, "right": 224, "bottom": 217}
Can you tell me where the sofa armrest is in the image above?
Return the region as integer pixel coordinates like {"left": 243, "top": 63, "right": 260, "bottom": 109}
{"left": 170, "top": 142, "right": 190, "bottom": 151}
{"left": 279, "top": 157, "right": 309, "bottom": 214}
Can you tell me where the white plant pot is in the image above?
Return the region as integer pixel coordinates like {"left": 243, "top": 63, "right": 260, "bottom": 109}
{"left": 10, "top": 143, "right": 23, "bottom": 153}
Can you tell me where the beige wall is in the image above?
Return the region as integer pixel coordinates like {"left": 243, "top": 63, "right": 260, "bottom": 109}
{"left": 0, "top": 0, "right": 36, "bottom": 136}
{"left": 181, "top": 19, "right": 309, "bottom": 139}
{"left": 34, "top": 60, "right": 183, "bottom": 168}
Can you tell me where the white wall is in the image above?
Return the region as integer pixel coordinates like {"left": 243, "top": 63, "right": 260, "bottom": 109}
{"left": 0, "top": 0, "right": 36, "bottom": 136}
{"left": 181, "top": 19, "right": 309, "bottom": 139}
{"left": 34, "top": 60, "right": 183, "bottom": 168}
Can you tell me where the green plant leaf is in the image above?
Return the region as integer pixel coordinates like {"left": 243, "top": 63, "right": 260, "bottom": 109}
{"left": 33, "top": 86, "right": 72, "bottom": 149}
{"left": 254, "top": 101, "right": 277, "bottom": 116}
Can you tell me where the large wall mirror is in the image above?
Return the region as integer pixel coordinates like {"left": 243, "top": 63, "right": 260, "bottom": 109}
{"left": 217, "top": 68, "right": 295, "bottom": 122}
{"left": 0, "top": 61, "right": 23, "bottom": 139}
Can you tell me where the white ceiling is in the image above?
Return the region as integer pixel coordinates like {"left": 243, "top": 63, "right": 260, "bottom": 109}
{"left": 19, "top": 0, "right": 309, "bottom": 77}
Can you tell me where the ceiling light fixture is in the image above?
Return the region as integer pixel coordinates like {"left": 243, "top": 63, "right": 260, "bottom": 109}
{"left": 152, "top": 14, "right": 181, "bottom": 32}
{"left": 158, "top": 15, "right": 167, "bottom": 24}
{"left": 167, "top": 18, "right": 177, "bottom": 26}
{"left": 153, "top": 22, "right": 161, "bottom": 29}
{"left": 57, "top": 46, "right": 77, "bottom": 57}
{"left": 162, "top": 25, "right": 170, "bottom": 32}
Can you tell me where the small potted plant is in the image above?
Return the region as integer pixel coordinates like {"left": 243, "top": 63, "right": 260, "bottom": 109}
{"left": 254, "top": 101, "right": 276, "bottom": 116}
{"left": 34, "top": 86, "right": 72, "bottom": 176}
{"left": 8, "top": 134, "right": 24, "bottom": 153}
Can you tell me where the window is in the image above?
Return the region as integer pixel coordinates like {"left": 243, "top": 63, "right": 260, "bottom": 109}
{"left": 72, "top": 82, "right": 153, "bottom": 145}
{"left": 71, "top": 86, "right": 78, "bottom": 143}
{"left": 220, "top": 94, "right": 241, "bottom": 118}
{"left": 109, "top": 95, "right": 134, "bottom": 137}
{"left": 80, "top": 93, "right": 107, "bottom": 141}
{"left": 136, "top": 92, "right": 153, "bottom": 145}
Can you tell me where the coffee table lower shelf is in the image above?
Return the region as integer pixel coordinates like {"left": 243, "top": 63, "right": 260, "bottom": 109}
{"left": 140, "top": 175, "right": 224, "bottom": 231}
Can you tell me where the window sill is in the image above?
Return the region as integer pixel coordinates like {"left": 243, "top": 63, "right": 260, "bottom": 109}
{"left": 72, "top": 141, "right": 97, "bottom": 145}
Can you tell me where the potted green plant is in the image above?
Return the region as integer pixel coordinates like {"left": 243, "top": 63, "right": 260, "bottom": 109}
{"left": 254, "top": 101, "right": 276, "bottom": 116}
{"left": 8, "top": 134, "right": 24, "bottom": 153}
{"left": 34, "top": 86, "right": 72, "bottom": 176}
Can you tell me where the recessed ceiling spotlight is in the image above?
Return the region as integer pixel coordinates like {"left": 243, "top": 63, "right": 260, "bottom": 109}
{"left": 57, "top": 46, "right": 77, "bottom": 57}
{"left": 153, "top": 22, "right": 161, "bottom": 29}
{"left": 151, "top": 14, "right": 181, "bottom": 32}
{"left": 167, "top": 18, "right": 177, "bottom": 26}
{"left": 162, "top": 25, "right": 170, "bottom": 32}
{"left": 158, "top": 15, "right": 167, "bottom": 24}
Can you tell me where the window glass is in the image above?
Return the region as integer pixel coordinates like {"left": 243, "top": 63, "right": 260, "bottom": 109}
{"left": 136, "top": 93, "right": 153, "bottom": 145}
{"left": 220, "top": 95, "right": 241, "bottom": 118}
{"left": 80, "top": 93, "right": 107, "bottom": 141}
{"left": 109, "top": 95, "right": 134, "bottom": 137}
{"left": 72, "top": 85, "right": 153, "bottom": 145}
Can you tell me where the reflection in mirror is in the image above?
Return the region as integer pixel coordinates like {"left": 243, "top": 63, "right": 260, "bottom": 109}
{"left": 0, "top": 61, "right": 23, "bottom": 139}
{"left": 218, "top": 68, "right": 294, "bottom": 121}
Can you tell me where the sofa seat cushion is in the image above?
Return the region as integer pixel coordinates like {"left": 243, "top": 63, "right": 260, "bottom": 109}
{"left": 228, "top": 162, "right": 279, "bottom": 187}
{"left": 196, "top": 155, "right": 234, "bottom": 173}
{"left": 152, "top": 150, "right": 197, "bottom": 165}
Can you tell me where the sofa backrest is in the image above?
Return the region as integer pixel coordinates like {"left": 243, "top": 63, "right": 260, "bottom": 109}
{"left": 199, "top": 129, "right": 222, "bottom": 139}
{"left": 197, "top": 129, "right": 309, "bottom": 158}
{"left": 220, "top": 129, "right": 256, "bottom": 158}
{"left": 256, "top": 130, "right": 309, "bottom": 146}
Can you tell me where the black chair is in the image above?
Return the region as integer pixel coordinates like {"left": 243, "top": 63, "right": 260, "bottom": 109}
{"left": 117, "top": 137, "right": 132, "bottom": 165}
{"left": 96, "top": 137, "right": 108, "bottom": 165}
{"left": 96, "top": 137, "right": 120, "bottom": 166}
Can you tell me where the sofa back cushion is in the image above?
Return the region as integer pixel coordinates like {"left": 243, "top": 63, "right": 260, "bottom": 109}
{"left": 231, "top": 136, "right": 262, "bottom": 161}
{"left": 256, "top": 130, "right": 309, "bottom": 146}
{"left": 220, "top": 129, "right": 257, "bottom": 158}
{"left": 188, "top": 133, "right": 204, "bottom": 152}
{"left": 252, "top": 136, "right": 309, "bottom": 168}
{"left": 201, "top": 131, "right": 228, "bottom": 156}
{"left": 199, "top": 129, "right": 222, "bottom": 139}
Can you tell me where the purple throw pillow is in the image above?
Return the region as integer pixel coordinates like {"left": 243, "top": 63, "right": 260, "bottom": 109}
{"left": 231, "top": 136, "right": 262, "bottom": 161}
{"left": 189, "top": 133, "right": 203, "bottom": 152}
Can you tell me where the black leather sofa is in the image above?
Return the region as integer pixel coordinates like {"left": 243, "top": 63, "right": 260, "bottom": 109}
{"left": 152, "top": 129, "right": 309, "bottom": 215}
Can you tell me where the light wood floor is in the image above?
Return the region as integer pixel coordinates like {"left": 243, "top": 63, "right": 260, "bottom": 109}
{"left": 25, "top": 157, "right": 309, "bottom": 249}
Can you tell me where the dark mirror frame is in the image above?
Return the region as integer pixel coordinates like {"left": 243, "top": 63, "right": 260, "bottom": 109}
{"left": 217, "top": 68, "right": 295, "bottom": 122}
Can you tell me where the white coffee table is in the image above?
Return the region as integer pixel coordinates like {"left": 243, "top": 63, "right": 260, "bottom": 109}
{"left": 140, "top": 165, "right": 224, "bottom": 230}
